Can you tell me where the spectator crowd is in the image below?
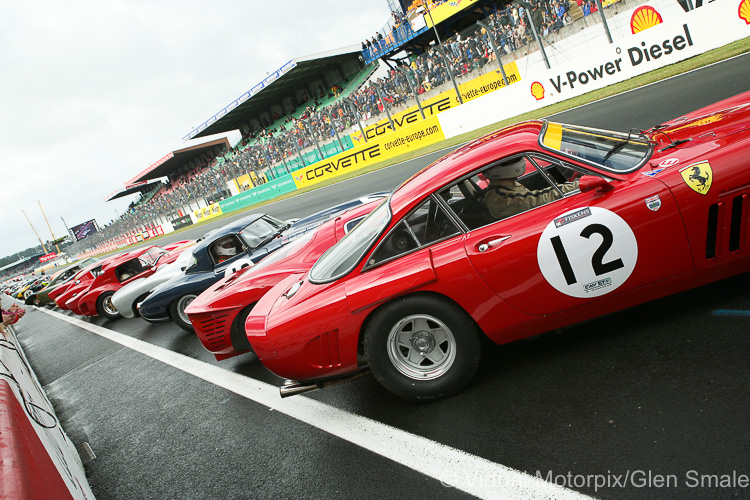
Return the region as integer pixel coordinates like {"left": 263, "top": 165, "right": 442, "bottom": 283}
{"left": 89, "top": 0, "right": 608, "bottom": 252}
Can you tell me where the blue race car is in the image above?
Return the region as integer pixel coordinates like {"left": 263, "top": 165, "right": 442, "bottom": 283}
{"left": 138, "top": 193, "right": 388, "bottom": 331}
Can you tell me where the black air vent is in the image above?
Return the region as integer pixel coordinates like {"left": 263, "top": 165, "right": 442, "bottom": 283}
{"left": 706, "top": 203, "right": 720, "bottom": 259}
{"left": 729, "top": 194, "right": 747, "bottom": 252}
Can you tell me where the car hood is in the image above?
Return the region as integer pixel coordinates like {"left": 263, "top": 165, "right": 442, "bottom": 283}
{"left": 648, "top": 91, "right": 750, "bottom": 151}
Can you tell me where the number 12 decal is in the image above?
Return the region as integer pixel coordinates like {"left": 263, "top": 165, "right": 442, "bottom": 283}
{"left": 538, "top": 207, "right": 637, "bottom": 298}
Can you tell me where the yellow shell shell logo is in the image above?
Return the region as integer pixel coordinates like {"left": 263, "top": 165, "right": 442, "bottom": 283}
{"left": 531, "top": 81, "right": 545, "bottom": 100}
{"left": 739, "top": 0, "right": 750, "bottom": 24}
{"left": 630, "top": 6, "right": 663, "bottom": 34}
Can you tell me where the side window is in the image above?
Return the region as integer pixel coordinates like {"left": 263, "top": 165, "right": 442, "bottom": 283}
{"left": 211, "top": 235, "right": 244, "bottom": 265}
{"left": 441, "top": 154, "right": 581, "bottom": 229}
{"left": 343, "top": 216, "right": 366, "bottom": 234}
{"left": 117, "top": 259, "right": 145, "bottom": 282}
{"left": 367, "top": 196, "right": 460, "bottom": 267}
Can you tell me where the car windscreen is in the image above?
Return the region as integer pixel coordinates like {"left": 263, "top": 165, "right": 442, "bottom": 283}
{"left": 239, "top": 216, "right": 287, "bottom": 248}
{"left": 540, "top": 122, "right": 651, "bottom": 173}
{"left": 309, "top": 200, "right": 391, "bottom": 284}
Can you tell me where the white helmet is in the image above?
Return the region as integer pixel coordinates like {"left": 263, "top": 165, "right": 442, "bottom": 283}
{"left": 215, "top": 237, "right": 238, "bottom": 257}
{"left": 486, "top": 157, "right": 526, "bottom": 180}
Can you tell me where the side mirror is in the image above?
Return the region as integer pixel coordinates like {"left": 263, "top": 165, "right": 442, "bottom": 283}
{"left": 578, "top": 175, "right": 614, "bottom": 193}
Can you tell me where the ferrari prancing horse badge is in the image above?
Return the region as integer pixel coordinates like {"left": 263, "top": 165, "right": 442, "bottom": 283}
{"left": 680, "top": 160, "right": 712, "bottom": 195}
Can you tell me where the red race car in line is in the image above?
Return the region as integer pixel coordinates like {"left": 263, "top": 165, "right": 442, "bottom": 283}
{"left": 71, "top": 241, "right": 194, "bottom": 319}
{"left": 186, "top": 200, "right": 382, "bottom": 361}
{"left": 50, "top": 259, "right": 112, "bottom": 310}
{"left": 245, "top": 91, "right": 750, "bottom": 401}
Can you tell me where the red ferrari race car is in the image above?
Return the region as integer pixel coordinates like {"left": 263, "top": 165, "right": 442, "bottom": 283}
{"left": 72, "top": 241, "right": 194, "bottom": 319}
{"left": 50, "top": 259, "right": 112, "bottom": 310}
{"left": 245, "top": 91, "right": 750, "bottom": 401}
{"left": 186, "top": 200, "right": 382, "bottom": 361}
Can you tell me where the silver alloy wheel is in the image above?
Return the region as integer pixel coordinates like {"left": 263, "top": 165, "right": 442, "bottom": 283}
{"left": 386, "top": 314, "right": 457, "bottom": 380}
{"left": 102, "top": 295, "right": 118, "bottom": 315}
{"left": 176, "top": 294, "right": 197, "bottom": 324}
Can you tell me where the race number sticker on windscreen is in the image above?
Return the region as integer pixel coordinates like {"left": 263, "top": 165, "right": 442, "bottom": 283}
{"left": 537, "top": 207, "right": 638, "bottom": 298}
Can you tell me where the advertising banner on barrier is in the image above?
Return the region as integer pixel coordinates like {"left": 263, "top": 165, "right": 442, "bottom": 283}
{"left": 141, "top": 226, "right": 165, "bottom": 239}
{"left": 351, "top": 61, "right": 520, "bottom": 144}
{"left": 39, "top": 253, "right": 57, "bottom": 263}
{"left": 219, "top": 174, "right": 298, "bottom": 213}
{"left": 172, "top": 215, "right": 193, "bottom": 230}
{"left": 437, "top": 0, "right": 750, "bottom": 140}
{"left": 194, "top": 203, "right": 223, "bottom": 222}
{"left": 293, "top": 116, "right": 445, "bottom": 190}
{"left": 459, "top": 65, "right": 523, "bottom": 103}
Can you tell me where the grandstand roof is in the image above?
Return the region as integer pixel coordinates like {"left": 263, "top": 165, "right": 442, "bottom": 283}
{"left": 124, "top": 136, "right": 233, "bottom": 186}
{"left": 0, "top": 253, "right": 45, "bottom": 273}
{"left": 184, "top": 46, "right": 365, "bottom": 141}
{"left": 106, "top": 178, "right": 164, "bottom": 202}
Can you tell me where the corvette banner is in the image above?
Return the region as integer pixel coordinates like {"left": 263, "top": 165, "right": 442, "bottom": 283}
{"left": 351, "top": 62, "right": 521, "bottom": 144}
{"left": 293, "top": 116, "right": 445, "bottom": 189}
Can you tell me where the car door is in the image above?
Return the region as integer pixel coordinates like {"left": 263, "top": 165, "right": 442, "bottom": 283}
{"left": 449, "top": 154, "right": 694, "bottom": 316}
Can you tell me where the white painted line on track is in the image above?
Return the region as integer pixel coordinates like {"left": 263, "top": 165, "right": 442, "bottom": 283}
{"left": 37, "top": 307, "right": 593, "bottom": 500}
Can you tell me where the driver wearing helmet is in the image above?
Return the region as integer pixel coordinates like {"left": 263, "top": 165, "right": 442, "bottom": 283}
{"left": 214, "top": 237, "right": 240, "bottom": 263}
{"left": 484, "top": 157, "right": 578, "bottom": 220}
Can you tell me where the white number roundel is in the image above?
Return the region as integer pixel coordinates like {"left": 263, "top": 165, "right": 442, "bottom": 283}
{"left": 537, "top": 207, "right": 637, "bottom": 298}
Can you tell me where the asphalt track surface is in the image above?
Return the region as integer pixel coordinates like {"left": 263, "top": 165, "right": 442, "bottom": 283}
{"left": 14, "top": 54, "right": 750, "bottom": 499}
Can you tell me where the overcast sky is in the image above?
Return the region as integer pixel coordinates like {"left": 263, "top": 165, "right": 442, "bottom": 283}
{"left": 0, "top": 0, "right": 392, "bottom": 259}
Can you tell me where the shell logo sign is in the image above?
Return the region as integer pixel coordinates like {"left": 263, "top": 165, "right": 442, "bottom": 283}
{"left": 740, "top": 0, "right": 750, "bottom": 24}
{"left": 530, "top": 81, "right": 545, "bottom": 100}
{"left": 630, "top": 6, "right": 663, "bottom": 34}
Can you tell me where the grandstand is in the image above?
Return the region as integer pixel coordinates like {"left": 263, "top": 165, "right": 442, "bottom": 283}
{"left": 94, "top": 0, "right": 639, "bottom": 254}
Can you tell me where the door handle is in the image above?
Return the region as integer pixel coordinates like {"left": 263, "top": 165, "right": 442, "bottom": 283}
{"left": 478, "top": 236, "right": 511, "bottom": 252}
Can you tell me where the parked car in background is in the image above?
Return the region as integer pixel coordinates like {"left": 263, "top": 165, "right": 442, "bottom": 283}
{"left": 244, "top": 91, "right": 750, "bottom": 401}
{"left": 186, "top": 199, "right": 382, "bottom": 360}
{"left": 14, "top": 275, "right": 48, "bottom": 301}
{"left": 111, "top": 248, "right": 196, "bottom": 319}
{"left": 51, "top": 258, "right": 115, "bottom": 310}
{"left": 72, "top": 241, "right": 194, "bottom": 319}
{"left": 25, "top": 258, "right": 99, "bottom": 306}
{"left": 139, "top": 193, "right": 389, "bottom": 331}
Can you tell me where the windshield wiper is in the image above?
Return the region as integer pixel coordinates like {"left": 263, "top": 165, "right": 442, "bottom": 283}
{"left": 254, "top": 225, "right": 290, "bottom": 248}
{"left": 602, "top": 129, "right": 641, "bottom": 162}
{"left": 602, "top": 139, "right": 628, "bottom": 161}
{"left": 658, "top": 138, "right": 692, "bottom": 152}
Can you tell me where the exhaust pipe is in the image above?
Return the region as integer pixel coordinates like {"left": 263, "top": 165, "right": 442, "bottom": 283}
{"left": 279, "top": 370, "right": 370, "bottom": 398}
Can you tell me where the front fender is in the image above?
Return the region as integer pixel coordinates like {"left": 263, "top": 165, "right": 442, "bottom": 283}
{"left": 139, "top": 272, "right": 220, "bottom": 321}
{"left": 78, "top": 284, "right": 122, "bottom": 317}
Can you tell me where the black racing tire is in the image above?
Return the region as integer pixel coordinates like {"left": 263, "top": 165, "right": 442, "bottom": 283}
{"left": 230, "top": 304, "right": 257, "bottom": 354}
{"left": 132, "top": 292, "right": 151, "bottom": 318}
{"left": 170, "top": 294, "right": 198, "bottom": 332}
{"left": 96, "top": 291, "right": 121, "bottom": 320}
{"left": 364, "top": 295, "right": 481, "bottom": 401}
